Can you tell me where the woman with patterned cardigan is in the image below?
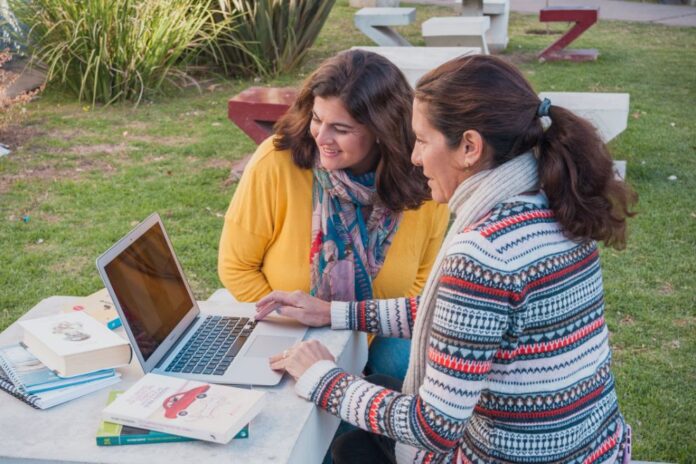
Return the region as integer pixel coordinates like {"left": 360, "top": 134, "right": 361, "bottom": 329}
{"left": 255, "top": 55, "right": 637, "bottom": 464}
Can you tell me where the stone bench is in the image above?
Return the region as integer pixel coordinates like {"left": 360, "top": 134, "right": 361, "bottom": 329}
{"left": 351, "top": 45, "right": 481, "bottom": 87}
{"left": 539, "top": 92, "right": 630, "bottom": 180}
{"left": 422, "top": 16, "right": 490, "bottom": 54}
{"left": 539, "top": 92, "right": 630, "bottom": 143}
{"left": 483, "top": 0, "right": 509, "bottom": 52}
{"left": 354, "top": 7, "right": 416, "bottom": 47}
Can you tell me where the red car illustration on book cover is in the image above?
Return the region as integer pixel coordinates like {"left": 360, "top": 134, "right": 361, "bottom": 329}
{"left": 162, "top": 385, "right": 210, "bottom": 419}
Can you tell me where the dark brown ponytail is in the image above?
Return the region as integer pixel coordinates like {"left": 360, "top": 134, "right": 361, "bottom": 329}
{"left": 416, "top": 55, "right": 637, "bottom": 249}
{"left": 539, "top": 106, "right": 636, "bottom": 248}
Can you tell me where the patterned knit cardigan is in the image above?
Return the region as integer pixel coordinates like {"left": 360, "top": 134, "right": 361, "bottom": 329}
{"left": 295, "top": 193, "right": 630, "bottom": 464}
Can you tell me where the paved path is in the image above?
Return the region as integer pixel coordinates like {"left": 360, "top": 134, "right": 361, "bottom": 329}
{"left": 509, "top": 0, "right": 696, "bottom": 27}
{"left": 409, "top": 0, "right": 696, "bottom": 27}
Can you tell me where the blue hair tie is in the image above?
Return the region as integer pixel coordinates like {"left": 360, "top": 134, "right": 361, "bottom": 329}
{"left": 537, "top": 98, "right": 552, "bottom": 118}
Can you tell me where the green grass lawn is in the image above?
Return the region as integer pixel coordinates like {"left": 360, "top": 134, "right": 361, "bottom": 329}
{"left": 1, "top": 2, "right": 695, "bottom": 461}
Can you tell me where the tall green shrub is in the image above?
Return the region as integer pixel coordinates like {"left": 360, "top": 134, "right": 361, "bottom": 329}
{"left": 215, "top": 0, "right": 336, "bottom": 77}
{"left": 10, "top": 0, "right": 227, "bottom": 106}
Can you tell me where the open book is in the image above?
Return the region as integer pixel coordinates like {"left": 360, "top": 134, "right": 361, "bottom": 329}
{"left": 102, "top": 373, "right": 266, "bottom": 444}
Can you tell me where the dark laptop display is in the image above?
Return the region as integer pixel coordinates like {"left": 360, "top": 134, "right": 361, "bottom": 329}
{"left": 103, "top": 222, "right": 192, "bottom": 361}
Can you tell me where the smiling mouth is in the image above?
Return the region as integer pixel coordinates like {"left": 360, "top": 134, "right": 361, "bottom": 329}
{"left": 320, "top": 147, "right": 340, "bottom": 157}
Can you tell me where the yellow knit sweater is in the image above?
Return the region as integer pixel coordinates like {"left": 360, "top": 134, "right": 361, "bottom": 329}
{"left": 218, "top": 137, "right": 449, "bottom": 302}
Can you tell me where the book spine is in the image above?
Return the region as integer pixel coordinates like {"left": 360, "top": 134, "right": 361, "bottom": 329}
{"left": 102, "top": 413, "right": 224, "bottom": 444}
{"left": 97, "top": 433, "right": 193, "bottom": 446}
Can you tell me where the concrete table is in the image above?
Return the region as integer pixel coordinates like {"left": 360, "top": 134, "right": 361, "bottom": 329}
{"left": 351, "top": 45, "right": 481, "bottom": 87}
{"left": 0, "top": 291, "right": 368, "bottom": 464}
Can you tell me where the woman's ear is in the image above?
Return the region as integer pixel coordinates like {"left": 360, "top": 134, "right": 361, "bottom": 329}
{"left": 456, "top": 129, "right": 485, "bottom": 170}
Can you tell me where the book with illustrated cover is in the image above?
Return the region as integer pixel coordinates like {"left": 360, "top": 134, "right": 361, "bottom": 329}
{"left": 96, "top": 391, "right": 249, "bottom": 446}
{"left": 0, "top": 363, "right": 121, "bottom": 409}
{"left": 62, "top": 288, "right": 121, "bottom": 330}
{"left": 19, "top": 311, "right": 132, "bottom": 377}
{"left": 0, "top": 343, "right": 116, "bottom": 394}
{"left": 102, "top": 373, "right": 266, "bottom": 444}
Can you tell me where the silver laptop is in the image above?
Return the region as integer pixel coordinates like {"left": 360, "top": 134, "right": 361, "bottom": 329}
{"left": 96, "top": 213, "right": 307, "bottom": 386}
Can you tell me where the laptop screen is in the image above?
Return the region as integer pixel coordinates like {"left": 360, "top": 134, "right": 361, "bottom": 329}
{"left": 103, "top": 222, "right": 193, "bottom": 361}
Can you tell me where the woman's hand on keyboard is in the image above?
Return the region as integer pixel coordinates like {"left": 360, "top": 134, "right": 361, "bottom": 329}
{"left": 255, "top": 290, "right": 331, "bottom": 327}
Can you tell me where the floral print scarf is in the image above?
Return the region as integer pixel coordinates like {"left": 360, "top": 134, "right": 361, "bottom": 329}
{"left": 309, "top": 164, "right": 402, "bottom": 301}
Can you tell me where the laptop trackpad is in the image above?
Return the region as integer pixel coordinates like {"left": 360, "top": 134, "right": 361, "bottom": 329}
{"left": 245, "top": 335, "right": 298, "bottom": 357}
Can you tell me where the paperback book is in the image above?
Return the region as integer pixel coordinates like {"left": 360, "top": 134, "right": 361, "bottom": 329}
{"left": 62, "top": 288, "right": 121, "bottom": 330}
{"left": 0, "top": 343, "right": 116, "bottom": 394}
{"left": 19, "top": 311, "right": 132, "bottom": 377}
{"left": 102, "top": 373, "right": 266, "bottom": 444}
{"left": 96, "top": 391, "right": 249, "bottom": 446}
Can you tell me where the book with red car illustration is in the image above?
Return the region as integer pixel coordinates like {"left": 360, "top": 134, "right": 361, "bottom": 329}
{"left": 101, "top": 373, "right": 266, "bottom": 444}
{"left": 97, "top": 390, "right": 249, "bottom": 446}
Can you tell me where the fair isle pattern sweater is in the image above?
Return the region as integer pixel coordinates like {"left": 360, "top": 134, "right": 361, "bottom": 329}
{"left": 295, "top": 193, "right": 628, "bottom": 464}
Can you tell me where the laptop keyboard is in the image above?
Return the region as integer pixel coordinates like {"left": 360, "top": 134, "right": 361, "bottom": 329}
{"left": 164, "top": 316, "right": 256, "bottom": 376}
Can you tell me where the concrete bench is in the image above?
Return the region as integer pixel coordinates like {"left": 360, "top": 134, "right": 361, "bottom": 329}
{"left": 539, "top": 92, "right": 629, "bottom": 143}
{"left": 354, "top": 7, "right": 416, "bottom": 46}
{"left": 351, "top": 45, "right": 481, "bottom": 87}
{"left": 483, "top": 0, "right": 509, "bottom": 52}
{"left": 539, "top": 92, "right": 630, "bottom": 180}
{"left": 350, "top": 0, "right": 399, "bottom": 7}
{"left": 225, "top": 86, "right": 297, "bottom": 180}
{"left": 422, "top": 16, "right": 490, "bottom": 54}
{"left": 227, "top": 86, "right": 298, "bottom": 144}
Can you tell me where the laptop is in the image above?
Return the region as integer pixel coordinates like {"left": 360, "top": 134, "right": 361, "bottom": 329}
{"left": 96, "top": 213, "right": 308, "bottom": 386}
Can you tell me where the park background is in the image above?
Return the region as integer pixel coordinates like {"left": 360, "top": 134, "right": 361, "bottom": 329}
{"left": 0, "top": 0, "right": 694, "bottom": 461}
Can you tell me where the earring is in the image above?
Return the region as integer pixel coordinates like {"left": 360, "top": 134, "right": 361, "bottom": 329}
{"left": 376, "top": 138, "right": 381, "bottom": 145}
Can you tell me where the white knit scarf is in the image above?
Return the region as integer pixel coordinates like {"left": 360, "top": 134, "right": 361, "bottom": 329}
{"left": 402, "top": 152, "right": 539, "bottom": 395}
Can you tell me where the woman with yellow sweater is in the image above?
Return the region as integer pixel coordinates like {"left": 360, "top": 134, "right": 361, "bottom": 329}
{"left": 218, "top": 50, "right": 449, "bottom": 379}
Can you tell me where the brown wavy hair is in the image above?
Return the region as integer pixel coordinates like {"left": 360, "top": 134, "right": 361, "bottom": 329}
{"left": 273, "top": 49, "right": 429, "bottom": 211}
{"left": 415, "top": 55, "right": 637, "bottom": 249}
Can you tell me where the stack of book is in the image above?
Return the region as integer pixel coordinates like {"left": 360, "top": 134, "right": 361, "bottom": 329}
{"left": 96, "top": 391, "right": 249, "bottom": 446}
{"left": 100, "top": 373, "right": 266, "bottom": 445}
{"left": 0, "top": 302, "right": 132, "bottom": 409}
{"left": 0, "top": 344, "right": 121, "bottom": 409}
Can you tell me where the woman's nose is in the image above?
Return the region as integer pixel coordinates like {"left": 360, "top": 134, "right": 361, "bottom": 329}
{"left": 411, "top": 147, "right": 422, "bottom": 166}
{"left": 314, "top": 123, "right": 332, "bottom": 146}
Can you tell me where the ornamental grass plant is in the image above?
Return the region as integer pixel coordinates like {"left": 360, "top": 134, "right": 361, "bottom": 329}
{"left": 9, "top": 0, "right": 227, "bottom": 106}
{"left": 214, "top": 0, "right": 336, "bottom": 77}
